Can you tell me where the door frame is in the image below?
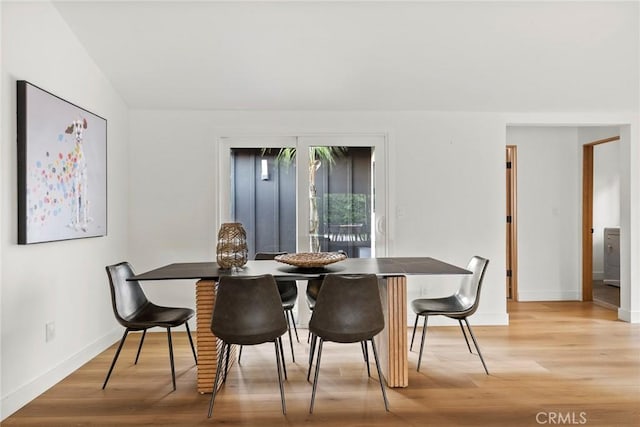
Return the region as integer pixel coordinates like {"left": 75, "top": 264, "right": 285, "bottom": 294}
{"left": 582, "top": 135, "right": 620, "bottom": 301}
{"left": 506, "top": 145, "right": 518, "bottom": 301}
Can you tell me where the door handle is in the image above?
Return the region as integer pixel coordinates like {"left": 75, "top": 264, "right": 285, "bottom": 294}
{"left": 376, "top": 216, "right": 386, "bottom": 235}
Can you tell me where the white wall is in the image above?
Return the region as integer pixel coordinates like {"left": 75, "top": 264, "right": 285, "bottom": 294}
{"left": 618, "top": 124, "right": 640, "bottom": 323}
{"left": 593, "top": 141, "right": 621, "bottom": 279}
{"left": 506, "top": 127, "right": 581, "bottom": 301}
{"left": 1, "top": 2, "right": 129, "bottom": 419}
{"left": 128, "top": 110, "right": 508, "bottom": 326}
{"left": 126, "top": 113, "right": 640, "bottom": 325}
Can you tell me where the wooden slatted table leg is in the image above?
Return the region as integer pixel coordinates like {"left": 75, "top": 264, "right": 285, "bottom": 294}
{"left": 199, "top": 276, "right": 407, "bottom": 391}
{"left": 196, "top": 280, "right": 217, "bottom": 393}
{"left": 374, "top": 275, "right": 408, "bottom": 388}
{"left": 196, "top": 279, "right": 237, "bottom": 393}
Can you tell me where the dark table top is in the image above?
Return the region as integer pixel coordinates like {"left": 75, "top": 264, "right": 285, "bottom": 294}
{"left": 130, "top": 257, "right": 470, "bottom": 282}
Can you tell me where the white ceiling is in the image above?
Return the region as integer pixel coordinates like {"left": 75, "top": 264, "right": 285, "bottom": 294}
{"left": 52, "top": 1, "right": 639, "bottom": 111}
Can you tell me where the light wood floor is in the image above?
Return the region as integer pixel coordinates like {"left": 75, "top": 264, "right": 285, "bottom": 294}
{"left": 4, "top": 302, "right": 640, "bottom": 426}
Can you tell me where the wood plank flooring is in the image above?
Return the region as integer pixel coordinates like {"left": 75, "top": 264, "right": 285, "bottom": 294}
{"left": 4, "top": 301, "right": 640, "bottom": 426}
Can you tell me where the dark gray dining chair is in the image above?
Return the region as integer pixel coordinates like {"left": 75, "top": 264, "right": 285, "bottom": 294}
{"left": 103, "top": 262, "right": 197, "bottom": 391}
{"left": 308, "top": 273, "right": 389, "bottom": 413}
{"left": 252, "top": 252, "right": 299, "bottom": 362}
{"left": 305, "top": 250, "right": 347, "bottom": 344}
{"left": 208, "top": 274, "right": 288, "bottom": 418}
{"left": 409, "top": 256, "right": 490, "bottom": 374}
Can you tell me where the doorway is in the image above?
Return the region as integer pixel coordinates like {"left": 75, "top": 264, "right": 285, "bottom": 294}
{"left": 218, "top": 134, "right": 388, "bottom": 257}
{"left": 582, "top": 135, "right": 620, "bottom": 303}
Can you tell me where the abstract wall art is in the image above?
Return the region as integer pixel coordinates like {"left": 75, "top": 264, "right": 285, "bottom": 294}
{"left": 17, "top": 81, "right": 107, "bottom": 244}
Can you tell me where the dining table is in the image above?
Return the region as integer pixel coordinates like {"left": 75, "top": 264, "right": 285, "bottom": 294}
{"left": 131, "top": 256, "right": 470, "bottom": 392}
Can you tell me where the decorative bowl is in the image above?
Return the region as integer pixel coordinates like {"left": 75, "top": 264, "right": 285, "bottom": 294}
{"left": 274, "top": 252, "right": 347, "bottom": 268}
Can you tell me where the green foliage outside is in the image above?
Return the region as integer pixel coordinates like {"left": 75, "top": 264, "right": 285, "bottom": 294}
{"left": 323, "top": 193, "right": 369, "bottom": 226}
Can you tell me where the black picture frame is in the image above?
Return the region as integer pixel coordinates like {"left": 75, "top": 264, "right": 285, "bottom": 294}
{"left": 17, "top": 80, "right": 107, "bottom": 244}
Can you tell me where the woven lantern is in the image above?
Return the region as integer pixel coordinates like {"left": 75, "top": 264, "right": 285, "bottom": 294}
{"left": 216, "top": 222, "right": 248, "bottom": 269}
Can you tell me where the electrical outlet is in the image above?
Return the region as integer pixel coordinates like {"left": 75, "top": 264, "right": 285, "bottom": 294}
{"left": 46, "top": 321, "right": 56, "bottom": 342}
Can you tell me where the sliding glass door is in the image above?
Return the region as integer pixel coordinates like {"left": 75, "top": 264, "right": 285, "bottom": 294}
{"left": 218, "top": 135, "right": 387, "bottom": 258}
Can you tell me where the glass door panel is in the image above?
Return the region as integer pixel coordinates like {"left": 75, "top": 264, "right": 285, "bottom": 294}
{"left": 230, "top": 147, "right": 296, "bottom": 259}
{"left": 219, "top": 135, "right": 387, "bottom": 258}
{"left": 219, "top": 136, "right": 297, "bottom": 259}
{"left": 298, "top": 135, "right": 386, "bottom": 258}
{"left": 311, "top": 146, "right": 373, "bottom": 258}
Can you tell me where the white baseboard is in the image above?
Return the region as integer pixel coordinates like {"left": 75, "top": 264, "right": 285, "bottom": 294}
{"left": 517, "top": 290, "right": 581, "bottom": 302}
{"left": 617, "top": 308, "right": 640, "bottom": 323}
{"left": 1, "top": 329, "right": 121, "bottom": 421}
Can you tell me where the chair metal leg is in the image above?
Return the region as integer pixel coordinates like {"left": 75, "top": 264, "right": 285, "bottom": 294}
{"left": 410, "top": 314, "right": 419, "bottom": 351}
{"left": 458, "top": 319, "right": 473, "bottom": 354}
{"left": 207, "top": 342, "right": 226, "bottom": 418}
{"left": 285, "top": 311, "right": 296, "bottom": 363}
{"left": 307, "top": 308, "right": 314, "bottom": 344}
{"left": 274, "top": 340, "right": 287, "bottom": 414}
{"left": 102, "top": 329, "right": 130, "bottom": 389}
{"left": 185, "top": 322, "right": 197, "bottom": 364}
{"left": 223, "top": 344, "right": 230, "bottom": 383}
{"left": 166, "top": 328, "right": 176, "bottom": 391}
{"left": 463, "top": 318, "right": 489, "bottom": 375}
{"left": 307, "top": 333, "right": 317, "bottom": 381}
{"left": 369, "top": 338, "right": 389, "bottom": 411}
{"left": 238, "top": 345, "right": 243, "bottom": 364}
{"left": 288, "top": 309, "right": 300, "bottom": 342}
{"left": 361, "top": 341, "right": 371, "bottom": 377}
{"left": 309, "top": 338, "right": 324, "bottom": 413}
{"left": 276, "top": 337, "right": 287, "bottom": 380}
{"left": 134, "top": 330, "right": 147, "bottom": 364}
{"left": 417, "top": 316, "right": 429, "bottom": 372}
{"left": 282, "top": 337, "right": 289, "bottom": 380}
